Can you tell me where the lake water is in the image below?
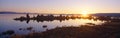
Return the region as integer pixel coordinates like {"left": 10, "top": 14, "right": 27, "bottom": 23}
{"left": 0, "top": 14, "right": 106, "bottom": 38}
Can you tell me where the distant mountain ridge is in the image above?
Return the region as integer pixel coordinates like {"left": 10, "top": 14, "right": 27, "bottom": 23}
{"left": 0, "top": 12, "right": 120, "bottom": 16}
{"left": 0, "top": 12, "right": 37, "bottom": 14}
{"left": 92, "top": 13, "right": 120, "bottom": 17}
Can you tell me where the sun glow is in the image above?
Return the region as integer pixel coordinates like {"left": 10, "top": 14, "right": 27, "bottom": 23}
{"left": 81, "top": 11, "right": 89, "bottom": 17}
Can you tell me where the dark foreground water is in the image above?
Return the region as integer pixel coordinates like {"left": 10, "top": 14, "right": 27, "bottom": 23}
{"left": 0, "top": 14, "right": 106, "bottom": 38}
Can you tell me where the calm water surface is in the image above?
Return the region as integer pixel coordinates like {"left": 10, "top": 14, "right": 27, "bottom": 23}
{"left": 0, "top": 14, "right": 105, "bottom": 37}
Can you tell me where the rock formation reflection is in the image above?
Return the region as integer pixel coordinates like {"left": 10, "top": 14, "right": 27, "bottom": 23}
{"left": 14, "top": 14, "right": 120, "bottom": 23}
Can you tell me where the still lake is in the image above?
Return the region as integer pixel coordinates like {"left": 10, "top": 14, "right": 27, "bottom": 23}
{"left": 0, "top": 14, "right": 106, "bottom": 37}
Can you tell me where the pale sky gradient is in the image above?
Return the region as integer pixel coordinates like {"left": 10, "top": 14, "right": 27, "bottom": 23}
{"left": 0, "top": 0, "right": 120, "bottom": 14}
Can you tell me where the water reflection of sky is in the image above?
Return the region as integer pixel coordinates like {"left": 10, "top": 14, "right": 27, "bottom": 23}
{"left": 0, "top": 14, "right": 105, "bottom": 37}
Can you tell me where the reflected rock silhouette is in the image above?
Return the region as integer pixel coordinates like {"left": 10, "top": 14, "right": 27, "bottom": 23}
{"left": 14, "top": 14, "right": 120, "bottom": 23}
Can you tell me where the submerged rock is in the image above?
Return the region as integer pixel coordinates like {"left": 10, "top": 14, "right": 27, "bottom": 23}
{"left": 2, "top": 30, "right": 14, "bottom": 35}
{"left": 43, "top": 25, "right": 47, "bottom": 28}
{"left": 26, "top": 27, "right": 33, "bottom": 31}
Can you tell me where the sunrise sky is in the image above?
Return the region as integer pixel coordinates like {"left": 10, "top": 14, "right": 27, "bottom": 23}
{"left": 0, "top": 0, "right": 120, "bottom": 14}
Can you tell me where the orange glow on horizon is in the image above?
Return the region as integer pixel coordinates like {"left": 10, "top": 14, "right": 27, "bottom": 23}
{"left": 81, "top": 10, "right": 89, "bottom": 17}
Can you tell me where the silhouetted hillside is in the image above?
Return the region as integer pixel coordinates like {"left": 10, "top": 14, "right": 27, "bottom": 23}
{"left": 0, "top": 12, "right": 37, "bottom": 14}
{"left": 0, "top": 12, "right": 17, "bottom": 14}
{"left": 1, "top": 12, "right": 120, "bottom": 17}
{"left": 92, "top": 13, "right": 120, "bottom": 17}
